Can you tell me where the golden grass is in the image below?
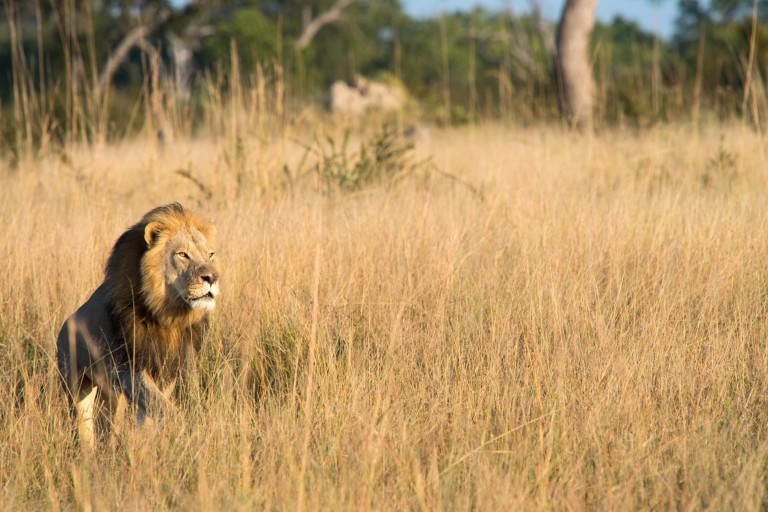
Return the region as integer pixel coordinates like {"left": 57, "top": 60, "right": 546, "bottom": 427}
{"left": 2, "top": 122, "right": 768, "bottom": 509}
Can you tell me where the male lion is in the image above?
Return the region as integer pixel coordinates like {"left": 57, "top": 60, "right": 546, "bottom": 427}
{"left": 56, "top": 203, "right": 219, "bottom": 446}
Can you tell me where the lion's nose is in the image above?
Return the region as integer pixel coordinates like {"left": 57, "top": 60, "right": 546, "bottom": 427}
{"left": 201, "top": 271, "right": 218, "bottom": 284}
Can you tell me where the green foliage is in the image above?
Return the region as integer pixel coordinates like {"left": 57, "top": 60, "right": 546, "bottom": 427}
{"left": 592, "top": 16, "right": 680, "bottom": 123}
{"left": 673, "top": 4, "right": 768, "bottom": 118}
{"left": 199, "top": 8, "right": 279, "bottom": 75}
{"left": 701, "top": 142, "right": 739, "bottom": 189}
{"left": 312, "top": 126, "right": 428, "bottom": 192}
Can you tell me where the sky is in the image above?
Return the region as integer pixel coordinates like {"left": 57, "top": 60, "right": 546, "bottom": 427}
{"left": 402, "top": 1, "right": 679, "bottom": 39}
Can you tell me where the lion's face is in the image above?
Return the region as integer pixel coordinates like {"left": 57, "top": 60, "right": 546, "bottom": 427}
{"left": 163, "top": 228, "right": 220, "bottom": 311}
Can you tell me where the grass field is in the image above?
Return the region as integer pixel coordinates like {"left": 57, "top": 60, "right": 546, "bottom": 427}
{"left": 2, "top": 121, "right": 768, "bottom": 509}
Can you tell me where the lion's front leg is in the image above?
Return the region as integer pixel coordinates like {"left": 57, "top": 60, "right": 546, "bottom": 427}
{"left": 138, "top": 370, "right": 178, "bottom": 420}
{"left": 113, "top": 365, "right": 177, "bottom": 425}
{"left": 74, "top": 383, "right": 99, "bottom": 450}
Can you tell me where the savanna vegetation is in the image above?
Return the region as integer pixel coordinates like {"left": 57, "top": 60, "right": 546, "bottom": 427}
{"left": 3, "top": 0, "right": 768, "bottom": 509}
{"left": 3, "top": 0, "right": 768, "bottom": 149}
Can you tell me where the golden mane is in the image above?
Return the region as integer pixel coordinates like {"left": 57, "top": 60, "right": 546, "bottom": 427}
{"left": 104, "top": 203, "right": 217, "bottom": 380}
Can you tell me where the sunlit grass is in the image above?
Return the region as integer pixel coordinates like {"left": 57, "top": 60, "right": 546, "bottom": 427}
{"left": 2, "top": 122, "right": 768, "bottom": 509}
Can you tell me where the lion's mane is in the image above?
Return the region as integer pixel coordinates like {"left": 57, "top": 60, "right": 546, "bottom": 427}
{"left": 104, "top": 203, "right": 217, "bottom": 382}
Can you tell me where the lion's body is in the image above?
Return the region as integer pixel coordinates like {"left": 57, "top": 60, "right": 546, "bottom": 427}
{"left": 56, "top": 203, "right": 219, "bottom": 445}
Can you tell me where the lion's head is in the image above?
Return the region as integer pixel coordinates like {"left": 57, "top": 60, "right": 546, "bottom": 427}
{"left": 141, "top": 205, "right": 219, "bottom": 314}
{"left": 105, "top": 203, "right": 220, "bottom": 325}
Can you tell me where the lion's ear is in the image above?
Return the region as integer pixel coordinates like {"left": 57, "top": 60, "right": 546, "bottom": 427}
{"left": 144, "top": 221, "right": 160, "bottom": 247}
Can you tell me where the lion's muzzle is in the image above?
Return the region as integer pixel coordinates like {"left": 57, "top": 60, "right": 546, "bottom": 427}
{"left": 180, "top": 265, "right": 220, "bottom": 310}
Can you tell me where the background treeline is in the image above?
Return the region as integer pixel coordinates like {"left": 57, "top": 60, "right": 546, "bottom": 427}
{"left": 1, "top": 0, "right": 767, "bottom": 144}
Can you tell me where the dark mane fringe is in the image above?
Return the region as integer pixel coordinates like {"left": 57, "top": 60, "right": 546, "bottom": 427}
{"left": 144, "top": 202, "right": 185, "bottom": 219}
{"left": 104, "top": 227, "right": 146, "bottom": 303}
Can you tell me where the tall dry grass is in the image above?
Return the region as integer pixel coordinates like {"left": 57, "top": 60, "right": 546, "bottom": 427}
{"left": 2, "top": 121, "right": 768, "bottom": 509}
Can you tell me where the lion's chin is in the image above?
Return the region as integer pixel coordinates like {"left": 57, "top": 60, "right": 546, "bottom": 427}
{"left": 187, "top": 294, "right": 216, "bottom": 311}
{"left": 178, "top": 281, "right": 218, "bottom": 311}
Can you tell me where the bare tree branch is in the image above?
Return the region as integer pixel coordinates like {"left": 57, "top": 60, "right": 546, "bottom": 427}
{"left": 97, "top": 2, "right": 206, "bottom": 94}
{"left": 296, "top": 0, "right": 356, "bottom": 50}
{"left": 98, "top": 24, "right": 148, "bottom": 91}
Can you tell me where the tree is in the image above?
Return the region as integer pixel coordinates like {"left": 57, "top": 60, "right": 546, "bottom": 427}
{"left": 555, "top": 0, "right": 598, "bottom": 127}
{"left": 296, "top": 0, "right": 357, "bottom": 50}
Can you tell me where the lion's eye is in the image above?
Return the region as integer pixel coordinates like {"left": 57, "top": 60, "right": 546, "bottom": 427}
{"left": 177, "top": 251, "right": 189, "bottom": 259}
{"left": 209, "top": 252, "right": 215, "bottom": 260}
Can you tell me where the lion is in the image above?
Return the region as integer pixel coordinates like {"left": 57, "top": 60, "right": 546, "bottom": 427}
{"left": 56, "top": 203, "right": 220, "bottom": 446}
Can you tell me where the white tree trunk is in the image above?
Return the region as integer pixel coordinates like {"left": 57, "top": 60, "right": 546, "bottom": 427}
{"left": 168, "top": 33, "right": 194, "bottom": 99}
{"left": 556, "top": 0, "right": 598, "bottom": 128}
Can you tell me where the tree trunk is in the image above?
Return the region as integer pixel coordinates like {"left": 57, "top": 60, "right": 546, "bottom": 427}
{"left": 168, "top": 33, "right": 194, "bottom": 99}
{"left": 556, "top": 0, "right": 598, "bottom": 128}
